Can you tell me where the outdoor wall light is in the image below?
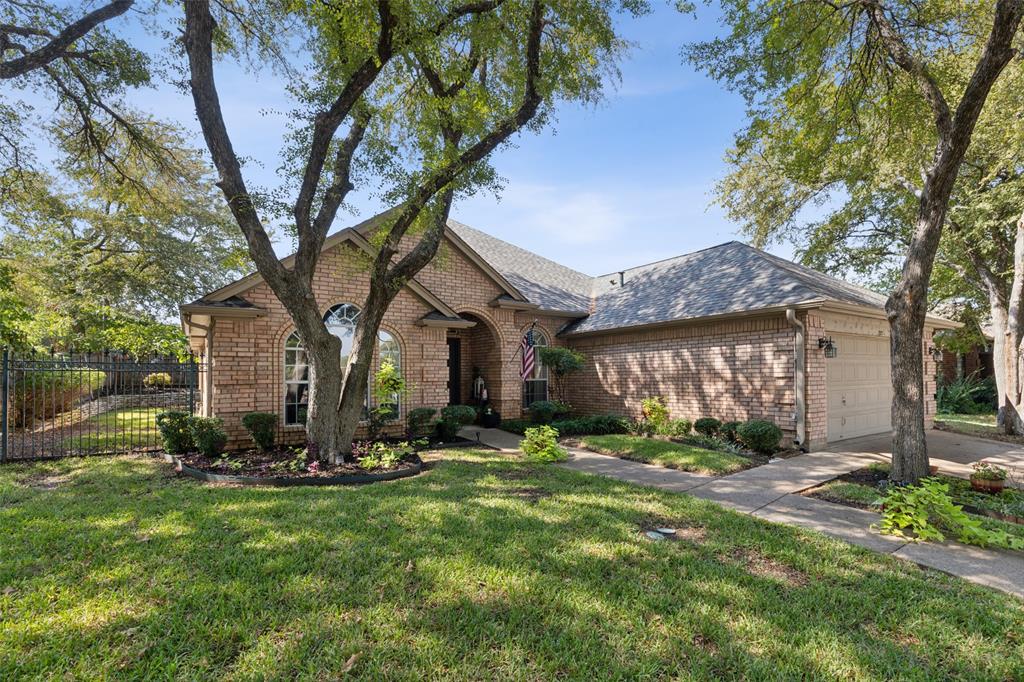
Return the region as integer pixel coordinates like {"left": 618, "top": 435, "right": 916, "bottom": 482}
{"left": 928, "top": 346, "right": 943, "bottom": 361}
{"left": 818, "top": 336, "right": 838, "bottom": 358}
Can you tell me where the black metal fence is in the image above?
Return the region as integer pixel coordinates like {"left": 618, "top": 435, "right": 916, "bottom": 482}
{"left": 0, "top": 349, "right": 203, "bottom": 462}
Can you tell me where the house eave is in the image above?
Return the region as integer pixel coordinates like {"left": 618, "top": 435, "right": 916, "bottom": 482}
{"left": 415, "top": 315, "right": 477, "bottom": 329}
{"left": 179, "top": 304, "right": 266, "bottom": 318}
{"left": 818, "top": 300, "right": 961, "bottom": 329}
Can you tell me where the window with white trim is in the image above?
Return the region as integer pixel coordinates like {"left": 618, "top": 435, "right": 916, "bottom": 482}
{"left": 283, "top": 305, "right": 402, "bottom": 426}
{"left": 522, "top": 331, "right": 548, "bottom": 407}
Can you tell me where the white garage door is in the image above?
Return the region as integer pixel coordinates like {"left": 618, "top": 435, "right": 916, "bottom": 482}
{"left": 827, "top": 333, "right": 892, "bottom": 442}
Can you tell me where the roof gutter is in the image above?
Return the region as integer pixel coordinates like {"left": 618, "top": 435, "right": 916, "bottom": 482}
{"left": 786, "top": 307, "right": 808, "bottom": 451}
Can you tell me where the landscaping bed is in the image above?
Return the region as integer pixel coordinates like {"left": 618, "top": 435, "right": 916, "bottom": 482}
{"left": 173, "top": 448, "right": 423, "bottom": 486}
{"left": 803, "top": 463, "right": 1024, "bottom": 542}
{"left": 2, "top": 452, "right": 1023, "bottom": 679}
{"left": 934, "top": 412, "right": 1024, "bottom": 445}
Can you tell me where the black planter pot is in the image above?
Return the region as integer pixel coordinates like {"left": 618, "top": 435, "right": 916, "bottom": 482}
{"left": 481, "top": 411, "right": 501, "bottom": 428}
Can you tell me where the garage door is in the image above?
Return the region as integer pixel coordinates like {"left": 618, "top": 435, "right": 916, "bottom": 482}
{"left": 827, "top": 333, "right": 892, "bottom": 441}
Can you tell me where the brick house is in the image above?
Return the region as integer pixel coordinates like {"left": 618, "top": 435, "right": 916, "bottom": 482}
{"left": 180, "top": 215, "right": 956, "bottom": 451}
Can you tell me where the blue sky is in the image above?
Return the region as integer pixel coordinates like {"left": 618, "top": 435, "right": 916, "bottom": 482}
{"left": 64, "top": 2, "right": 795, "bottom": 275}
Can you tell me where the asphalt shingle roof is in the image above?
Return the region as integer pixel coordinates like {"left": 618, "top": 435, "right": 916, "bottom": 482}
{"left": 444, "top": 224, "right": 893, "bottom": 335}
{"left": 563, "top": 241, "right": 889, "bottom": 335}
{"left": 447, "top": 220, "right": 593, "bottom": 313}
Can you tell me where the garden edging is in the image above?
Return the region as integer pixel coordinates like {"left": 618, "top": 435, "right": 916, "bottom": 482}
{"left": 165, "top": 454, "right": 423, "bottom": 486}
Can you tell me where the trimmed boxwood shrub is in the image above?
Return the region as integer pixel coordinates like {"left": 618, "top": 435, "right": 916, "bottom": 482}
{"left": 694, "top": 417, "right": 722, "bottom": 437}
{"left": 241, "top": 412, "right": 277, "bottom": 451}
{"left": 441, "top": 405, "right": 477, "bottom": 426}
{"left": 528, "top": 400, "right": 559, "bottom": 424}
{"left": 156, "top": 410, "right": 194, "bottom": 454}
{"left": 143, "top": 372, "right": 172, "bottom": 388}
{"left": 720, "top": 421, "right": 742, "bottom": 443}
{"left": 188, "top": 416, "right": 228, "bottom": 457}
{"left": 12, "top": 369, "right": 106, "bottom": 426}
{"left": 737, "top": 419, "right": 783, "bottom": 454}
{"left": 667, "top": 418, "right": 692, "bottom": 437}
{"left": 501, "top": 415, "right": 629, "bottom": 437}
{"left": 407, "top": 407, "right": 437, "bottom": 438}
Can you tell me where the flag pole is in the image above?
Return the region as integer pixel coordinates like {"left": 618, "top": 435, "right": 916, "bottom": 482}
{"left": 506, "top": 320, "right": 538, "bottom": 364}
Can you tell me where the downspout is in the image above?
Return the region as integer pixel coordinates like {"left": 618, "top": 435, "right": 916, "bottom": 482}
{"left": 786, "top": 308, "right": 808, "bottom": 451}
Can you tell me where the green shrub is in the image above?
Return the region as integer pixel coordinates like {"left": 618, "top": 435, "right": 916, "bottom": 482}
{"left": 499, "top": 418, "right": 533, "bottom": 435}
{"left": 241, "top": 412, "right": 277, "bottom": 451}
{"left": 628, "top": 417, "right": 655, "bottom": 437}
{"left": 720, "top": 421, "right": 742, "bottom": 443}
{"left": 407, "top": 407, "right": 437, "bottom": 438}
{"left": 694, "top": 417, "right": 721, "bottom": 437}
{"left": 667, "top": 418, "right": 692, "bottom": 437}
{"left": 640, "top": 397, "right": 670, "bottom": 433}
{"left": 522, "top": 425, "right": 567, "bottom": 463}
{"left": 528, "top": 400, "right": 559, "bottom": 424}
{"left": 937, "top": 373, "right": 996, "bottom": 414}
{"left": 188, "top": 416, "right": 228, "bottom": 457}
{"left": 736, "top": 420, "right": 782, "bottom": 454}
{"left": 12, "top": 368, "right": 106, "bottom": 426}
{"left": 514, "top": 414, "right": 630, "bottom": 437}
{"left": 156, "top": 410, "right": 194, "bottom": 454}
{"left": 536, "top": 346, "right": 585, "bottom": 403}
{"left": 441, "top": 404, "right": 477, "bottom": 426}
{"left": 879, "top": 478, "right": 1024, "bottom": 550}
{"left": 143, "top": 372, "right": 172, "bottom": 388}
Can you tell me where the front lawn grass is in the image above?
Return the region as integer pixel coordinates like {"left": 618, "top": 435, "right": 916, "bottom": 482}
{"left": 1, "top": 452, "right": 1023, "bottom": 679}
{"left": 935, "top": 411, "right": 1024, "bottom": 444}
{"left": 581, "top": 434, "right": 750, "bottom": 474}
{"left": 60, "top": 407, "right": 162, "bottom": 451}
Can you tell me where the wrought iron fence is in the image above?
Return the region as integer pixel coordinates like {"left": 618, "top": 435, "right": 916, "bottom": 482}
{"left": 0, "top": 349, "right": 203, "bottom": 462}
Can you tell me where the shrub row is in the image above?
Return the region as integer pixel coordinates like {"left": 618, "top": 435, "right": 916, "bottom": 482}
{"left": 691, "top": 415, "right": 782, "bottom": 454}
{"left": 501, "top": 414, "right": 629, "bottom": 437}
{"left": 156, "top": 411, "right": 228, "bottom": 458}
{"left": 12, "top": 369, "right": 106, "bottom": 426}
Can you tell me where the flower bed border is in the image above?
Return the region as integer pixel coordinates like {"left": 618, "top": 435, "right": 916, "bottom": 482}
{"left": 167, "top": 454, "right": 422, "bottom": 487}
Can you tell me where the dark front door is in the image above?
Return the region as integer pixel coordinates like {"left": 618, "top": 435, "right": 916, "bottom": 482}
{"left": 447, "top": 337, "right": 461, "bottom": 405}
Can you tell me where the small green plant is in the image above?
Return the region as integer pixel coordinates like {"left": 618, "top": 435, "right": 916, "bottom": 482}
{"left": 407, "top": 407, "right": 437, "bottom": 438}
{"left": 694, "top": 417, "right": 721, "bottom": 437}
{"left": 971, "top": 461, "right": 1008, "bottom": 481}
{"left": 736, "top": 419, "right": 782, "bottom": 454}
{"left": 143, "top": 372, "right": 172, "bottom": 388}
{"left": 720, "top": 421, "right": 742, "bottom": 443}
{"left": 215, "top": 454, "right": 245, "bottom": 472}
{"left": 354, "top": 440, "right": 413, "bottom": 470}
{"left": 156, "top": 410, "right": 194, "bottom": 454}
{"left": 270, "top": 447, "right": 308, "bottom": 473}
{"left": 369, "top": 360, "right": 408, "bottom": 440}
{"left": 640, "top": 397, "right": 670, "bottom": 434}
{"left": 241, "top": 412, "right": 277, "bottom": 451}
{"left": 188, "top": 416, "right": 228, "bottom": 458}
{"left": 879, "top": 478, "right": 1024, "bottom": 550}
{"left": 528, "top": 400, "right": 559, "bottom": 424}
{"left": 522, "top": 425, "right": 567, "bottom": 463}
{"left": 936, "top": 372, "right": 996, "bottom": 414}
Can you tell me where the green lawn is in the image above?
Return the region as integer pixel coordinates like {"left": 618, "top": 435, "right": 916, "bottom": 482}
{"left": 935, "top": 412, "right": 1024, "bottom": 444}
{"left": 2, "top": 452, "right": 1023, "bottom": 679}
{"left": 61, "top": 407, "right": 162, "bottom": 451}
{"left": 581, "top": 434, "right": 751, "bottom": 475}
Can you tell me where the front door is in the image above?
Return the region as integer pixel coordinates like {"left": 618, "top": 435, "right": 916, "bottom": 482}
{"left": 447, "top": 337, "right": 461, "bottom": 405}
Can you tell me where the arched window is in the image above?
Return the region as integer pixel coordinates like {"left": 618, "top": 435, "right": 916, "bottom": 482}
{"left": 283, "top": 305, "right": 403, "bottom": 425}
{"left": 377, "top": 330, "right": 402, "bottom": 415}
{"left": 522, "top": 330, "right": 548, "bottom": 407}
{"left": 284, "top": 332, "right": 309, "bottom": 426}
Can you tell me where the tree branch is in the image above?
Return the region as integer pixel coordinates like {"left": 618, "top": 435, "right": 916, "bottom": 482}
{"left": 182, "top": 0, "right": 286, "bottom": 290}
{"left": 0, "top": 0, "right": 133, "bottom": 79}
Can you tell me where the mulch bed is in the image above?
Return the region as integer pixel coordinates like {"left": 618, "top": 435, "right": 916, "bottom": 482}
{"left": 802, "top": 466, "right": 888, "bottom": 510}
{"left": 176, "top": 448, "right": 422, "bottom": 481}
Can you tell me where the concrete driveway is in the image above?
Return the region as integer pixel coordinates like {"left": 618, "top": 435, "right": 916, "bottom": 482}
{"left": 825, "top": 429, "right": 1024, "bottom": 485}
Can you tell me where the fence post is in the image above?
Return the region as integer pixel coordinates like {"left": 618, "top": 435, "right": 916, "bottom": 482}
{"left": 1, "top": 347, "right": 9, "bottom": 463}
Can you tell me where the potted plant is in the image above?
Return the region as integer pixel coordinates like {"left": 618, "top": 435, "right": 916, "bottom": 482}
{"left": 970, "top": 461, "right": 1008, "bottom": 494}
{"left": 481, "top": 405, "right": 500, "bottom": 428}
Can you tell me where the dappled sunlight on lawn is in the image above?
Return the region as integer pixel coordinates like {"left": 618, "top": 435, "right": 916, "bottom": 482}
{"left": 0, "top": 451, "right": 1022, "bottom": 679}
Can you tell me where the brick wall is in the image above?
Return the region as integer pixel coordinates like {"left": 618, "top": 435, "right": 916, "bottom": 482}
{"left": 564, "top": 314, "right": 799, "bottom": 442}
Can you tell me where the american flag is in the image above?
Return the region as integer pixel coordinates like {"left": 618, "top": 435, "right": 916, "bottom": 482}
{"left": 520, "top": 329, "right": 535, "bottom": 379}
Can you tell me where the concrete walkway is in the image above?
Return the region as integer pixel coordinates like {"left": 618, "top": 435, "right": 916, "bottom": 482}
{"left": 462, "top": 426, "right": 1024, "bottom": 598}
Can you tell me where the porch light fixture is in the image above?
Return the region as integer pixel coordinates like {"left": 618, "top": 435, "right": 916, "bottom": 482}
{"left": 818, "top": 336, "right": 838, "bottom": 358}
{"left": 928, "top": 345, "right": 943, "bottom": 361}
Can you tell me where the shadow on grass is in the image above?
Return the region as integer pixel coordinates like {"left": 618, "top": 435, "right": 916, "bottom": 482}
{"left": 0, "top": 451, "right": 1021, "bottom": 679}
